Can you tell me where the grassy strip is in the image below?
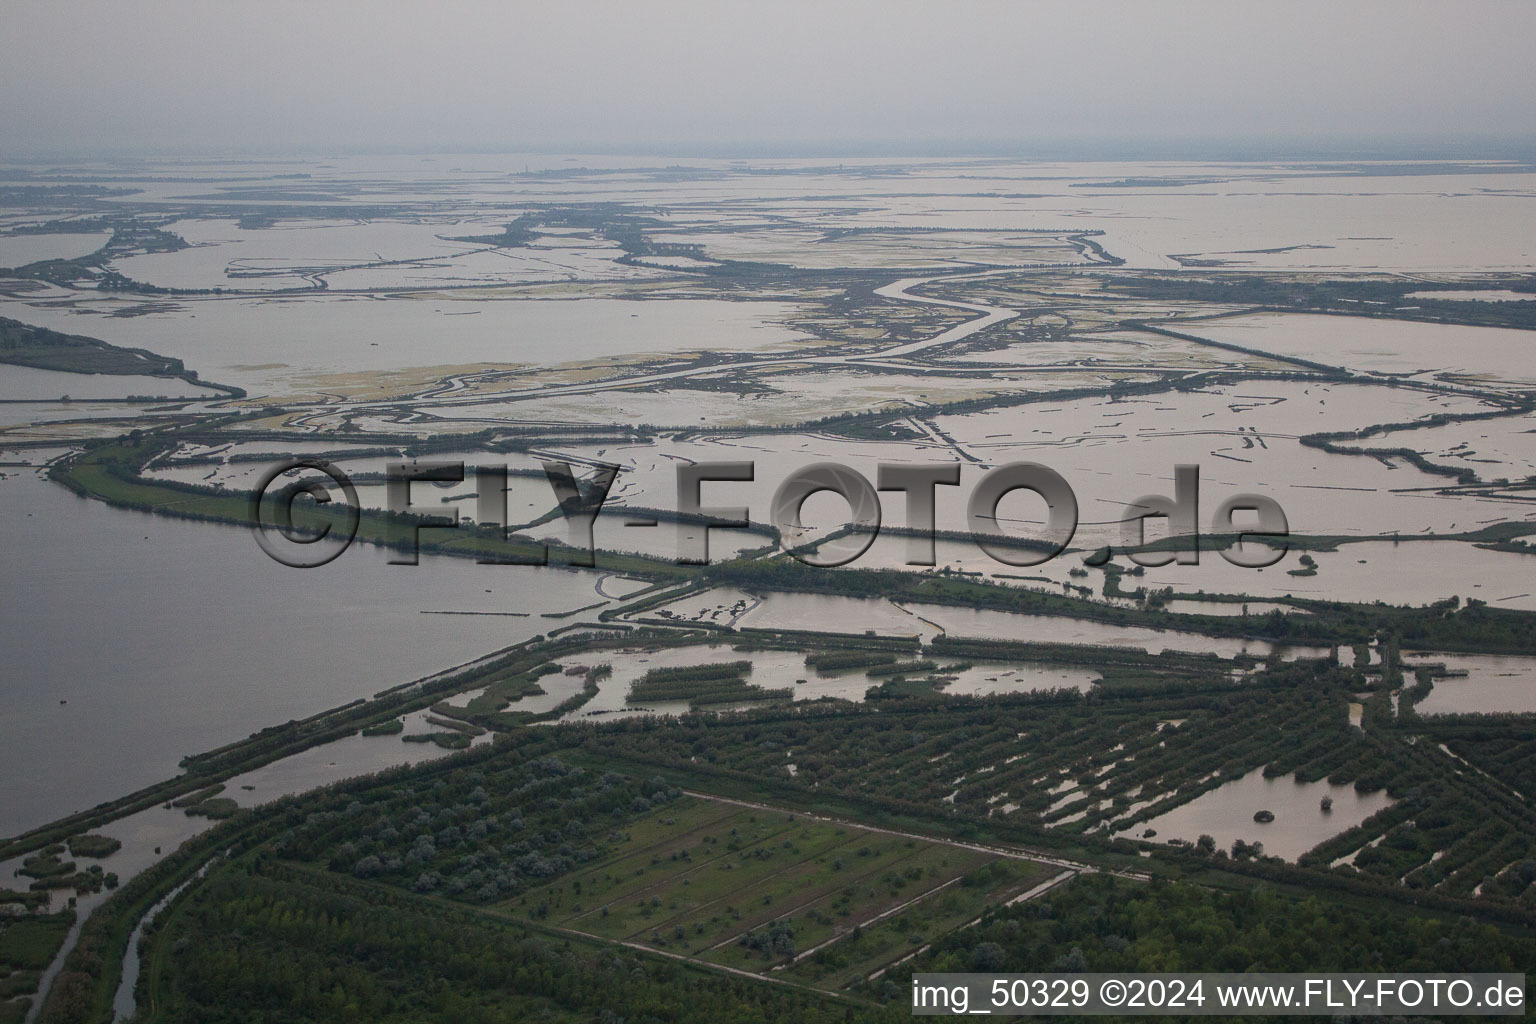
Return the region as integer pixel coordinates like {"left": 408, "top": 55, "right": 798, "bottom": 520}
{"left": 806, "top": 651, "right": 900, "bottom": 673}
{"left": 713, "top": 558, "right": 1536, "bottom": 655}
{"left": 0, "top": 316, "right": 245, "bottom": 399}
{"left": 631, "top": 675, "right": 793, "bottom": 706}
{"left": 50, "top": 440, "right": 692, "bottom": 579}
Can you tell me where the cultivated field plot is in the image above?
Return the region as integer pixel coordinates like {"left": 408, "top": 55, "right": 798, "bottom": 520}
{"left": 512, "top": 797, "right": 1050, "bottom": 987}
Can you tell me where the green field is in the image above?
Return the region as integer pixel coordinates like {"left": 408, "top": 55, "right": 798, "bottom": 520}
{"left": 774, "top": 857, "right": 1044, "bottom": 988}
{"left": 0, "top": 909, "right": 75, "bottom": 1020}
{"left": 513, "top": 797, "right": 1048, "bottom": 984}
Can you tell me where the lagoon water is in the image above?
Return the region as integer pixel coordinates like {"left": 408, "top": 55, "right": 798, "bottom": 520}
{"left": 0, "top": 470, "right": 604, "bottom": 838}
{"left": 1139, "top": 540, "right": 1536, "bottom": 611}
{"left": 1191, "top": 313, "right": 1536, "bottom": 386}
{"left": 0, "top": 231, "right": 112, "bottom": 268}
{"left": 5, "top": 156, "right": 1536, "bottom": 846}
{"left": 1405, "top": 652, "right": 1536, "bottom": 716}
{"left": 3, "top": 156, "right": 1536, "bottom": 1020}
{"left": 0, "top": 365, "right": 219, "bottom": 401}
{"left": 0, "top": 293, "right": 818, "bottom": 398}
{"left": 1123, "top": 767, "right": 1395, "bottom": 862}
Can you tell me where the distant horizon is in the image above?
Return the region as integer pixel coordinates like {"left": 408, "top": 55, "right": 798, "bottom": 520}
{"left": 5, "top": 1, "right": 1532, "bottom": 163}
{"left": 4, "top": 136, "right": 1536, "bottom": 165}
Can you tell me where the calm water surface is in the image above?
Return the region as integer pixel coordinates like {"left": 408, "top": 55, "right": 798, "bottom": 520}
{"left": 0, "top": 471, "right": 604, "bottom": 837}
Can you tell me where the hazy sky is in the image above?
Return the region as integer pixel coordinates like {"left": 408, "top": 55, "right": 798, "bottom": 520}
{"left": 3, "top": 0, "right": 1533, "bottom": 158}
